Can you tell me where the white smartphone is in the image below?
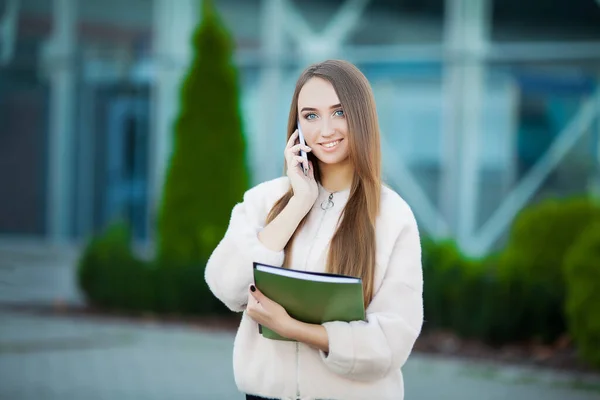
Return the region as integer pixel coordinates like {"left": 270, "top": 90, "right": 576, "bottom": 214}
{"left": 297, "top": 120, "right": 309, "bottom": 175}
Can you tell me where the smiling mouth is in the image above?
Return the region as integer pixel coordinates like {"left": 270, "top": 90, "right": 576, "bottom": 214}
{"left": 320, "top": 139, "right": 343, "bottom": 149}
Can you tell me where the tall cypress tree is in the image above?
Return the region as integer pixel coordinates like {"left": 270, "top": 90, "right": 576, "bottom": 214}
{"left": 156, "top": 0, "right": 249, "bottom": 266}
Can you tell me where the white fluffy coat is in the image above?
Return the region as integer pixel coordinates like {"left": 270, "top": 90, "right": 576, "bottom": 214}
{"left": 205, "top": 177, "right": 424, "bottom": 400}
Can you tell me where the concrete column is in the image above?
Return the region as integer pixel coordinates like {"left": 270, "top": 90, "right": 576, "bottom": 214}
{"left": 0, "top": 0, "right": 20, "bottom": 66}
{"left": 149, "top": 0, "right": 198, "bottom": 238}
{"left": 255, "top": 0, "right": 286, "bottom": 183}
{"left": 456, "top": 0, "right": 490, "bottom": 253}
{"left": 46, "top": 0, "right": 77, "bottom": 243}
{"left": 439, "top": 16, "right": 462, "bottom": 239}
{"left": 440, "top": 0, "right": 490, "bottom": 253}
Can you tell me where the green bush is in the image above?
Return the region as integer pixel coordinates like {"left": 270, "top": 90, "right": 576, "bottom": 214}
{"left": 422, "top": 238, "right": 493, "bottom": 339}
{"left": 422, "top": 238, "right": 560, "bottom": 346}
{"left": 475, "top": 256, "right": 557, "bottom": 345}
{"left": 497, "top": 197, "right": 600, "bottom": 343}
{"left": 501, "top": 197, "right": 600, "bottom": 293}
{"left": 422, "top": 238, "right": 470, "bottom": 330}
{"left": 77, "top": 0, "right": 248, "bottom": 318}
{"left": 77, "top": 222, "right": 155, "bottom": 312}
{"left": 151, "top": 260, "right": 229, "bottom": 315}
{"left": 564, "top": 221, "right": 600, "bottom": 368}
{"left": 416, "top": 198, "right": 600, "bottom": 348}
{"left": 156, "top": 0, "right": 249, "bottom": 267}
{"left": 78, "top": 221, "right": 229, "bottom": 316}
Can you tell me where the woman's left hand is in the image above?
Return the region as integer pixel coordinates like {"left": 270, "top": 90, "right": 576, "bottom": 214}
{"left": 246, "top": 284, "right": 294, "bottom": 337}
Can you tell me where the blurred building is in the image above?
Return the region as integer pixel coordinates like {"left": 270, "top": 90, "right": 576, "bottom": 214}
{"left": 1, "top": 0, "right": 599, "bottom": 256}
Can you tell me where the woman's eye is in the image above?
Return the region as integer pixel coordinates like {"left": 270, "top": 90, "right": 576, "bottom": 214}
{"left": 334, "top": 109, "right": 344, "bottom": 117}
{"left": 305, "top": 113, "right": 317, "bottom": 120}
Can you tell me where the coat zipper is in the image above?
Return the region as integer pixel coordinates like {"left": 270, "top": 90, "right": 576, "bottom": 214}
{"left": 302, "top": 193, "right": 334, "bottom": 271}
{"left": 296, "top": 192, "right": 334, "bottom": 400}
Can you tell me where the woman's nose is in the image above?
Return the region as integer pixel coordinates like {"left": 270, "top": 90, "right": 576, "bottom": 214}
{"left": 320, "top": 120, "right": 334, "bottom": 137}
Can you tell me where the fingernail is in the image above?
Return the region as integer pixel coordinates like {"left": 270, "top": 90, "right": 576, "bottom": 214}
{"left": 250, "top": 285, "right": 256, "bottom": 292}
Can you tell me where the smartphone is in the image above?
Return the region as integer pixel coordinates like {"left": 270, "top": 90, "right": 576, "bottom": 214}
{"left": 297, "top": 120, "right": 309, "bottom": 176}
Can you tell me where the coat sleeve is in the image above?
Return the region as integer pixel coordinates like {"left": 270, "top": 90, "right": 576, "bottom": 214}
{"left": 204, "top": 179, "right": 287, "bottom": 312}
{"left": 319, "top": 204, "right": 424, "bottom": 381}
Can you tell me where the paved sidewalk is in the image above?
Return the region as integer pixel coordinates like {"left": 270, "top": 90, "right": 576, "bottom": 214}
{"left": 1, "top": 310, "right": 599, "bottom": 400}
{"left": 1, "top": 240, "right": 600, "bottom": 399}
{"left": 0, "top": 310, "right": 239, "bottom": 400}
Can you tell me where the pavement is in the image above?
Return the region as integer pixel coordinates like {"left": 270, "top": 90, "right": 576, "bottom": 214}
{"left": 1, "top": 239, "right": 600, "bottom": 400}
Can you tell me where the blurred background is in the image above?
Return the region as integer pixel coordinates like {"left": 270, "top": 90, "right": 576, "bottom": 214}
{"left": 1, "top": 0, "right": 599, "bottom": 253}
{"left": 1, "top": 0, "right": 600, "bottom": 399}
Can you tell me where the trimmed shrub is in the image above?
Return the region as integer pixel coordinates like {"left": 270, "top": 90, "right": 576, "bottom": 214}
{"left": 422, "top": 238, "right": 559, "bottom": 346}
{"left": 77, "top": 0, "right": 248, "bottom": 318}
{"left": 422, "top": 237, "right": 469, "bottom": 330}
{"left": 422, "top": 238, "right": 491, "bottom": 338}
{"left": 413, "top": 198, "right": 600, "bottom": 347}
{"left": 78, "top": 222, "right": 229, "bottom": 316}
{"left": 151, "top": 260, "right": 229, "bottom": 315}
{"left": 564, "top": 221, "right": 600, "bottom": 368}
{"left": 77, "top": 222, "right": 155, "bottom": 312}
{"left": 156, "top": 0, "right": 250, "bottom": 267}
{"left": 497, "top": 197, "right": 600, "bottom": 343}
{"left": 476, "top": 257, "right": 556, "bottom": 345}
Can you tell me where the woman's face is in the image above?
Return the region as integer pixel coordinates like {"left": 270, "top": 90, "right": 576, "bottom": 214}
{"left": 297, "top": 77, "right": 350, "bottom": 166}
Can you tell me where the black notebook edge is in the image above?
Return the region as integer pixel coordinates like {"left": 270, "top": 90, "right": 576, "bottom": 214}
{"left": 252, "top": 263, "right": 262, "bottom": 335}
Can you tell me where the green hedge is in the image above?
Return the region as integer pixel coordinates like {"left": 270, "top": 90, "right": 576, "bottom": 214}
{"left": 564, "top": 221, "right": 600, "bottom": 369}
{"left": 422, "top": 239, "right": 544, "bottom": 345}
{"left": 497, "top": 197, "right": 600, "bottom": 343}
{"left": 422, "top": 238, "right": 485, "bottom": 336}
{"left": 77, "top": 222, "right": 229, "bottom": 316}
{"left": 477, "top": 258, "right": 557, "bottom": 345}
{"left": 78, "top": 223, "right": 150, "bottom": 311}
{"left": 423, "top": 196, "right": 600, "bottom": 347}
{"left": 77, "top": 0, "right": 247, "bottom": 318}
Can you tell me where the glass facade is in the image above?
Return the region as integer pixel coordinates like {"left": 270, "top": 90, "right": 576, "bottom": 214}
{"left": 1, "top": 0, "right": 598, "bottom": 251}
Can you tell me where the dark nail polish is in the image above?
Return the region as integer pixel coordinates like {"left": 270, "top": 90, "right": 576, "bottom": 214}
{"left": 250, "top": 285, "right": 256, "bottom": 292}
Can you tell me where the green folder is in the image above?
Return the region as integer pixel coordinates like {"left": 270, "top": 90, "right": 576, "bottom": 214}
{"left": 252, "top": 262, "right": 366, "bottom": 341}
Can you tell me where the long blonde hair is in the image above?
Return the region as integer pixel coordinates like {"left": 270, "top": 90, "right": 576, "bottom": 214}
{"left": 266, "top": 60, "right": 381, "bottom": 308}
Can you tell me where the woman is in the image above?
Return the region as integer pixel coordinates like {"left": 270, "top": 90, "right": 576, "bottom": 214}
{"left": 205, "top": 59, "right": 423, "bottom": 400}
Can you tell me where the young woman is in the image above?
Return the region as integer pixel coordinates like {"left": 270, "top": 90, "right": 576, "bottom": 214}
{"left": 205, "top": 59, "right": 423, "bottom": 400}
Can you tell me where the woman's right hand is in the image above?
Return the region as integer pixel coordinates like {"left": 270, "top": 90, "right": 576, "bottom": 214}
{"left": 285, "top": 130, "right": 318, "bottom": 211}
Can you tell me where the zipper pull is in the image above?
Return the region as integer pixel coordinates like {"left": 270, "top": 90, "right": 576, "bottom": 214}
{"left": 320, "top": 192, "right": 334, "bottom": 210}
